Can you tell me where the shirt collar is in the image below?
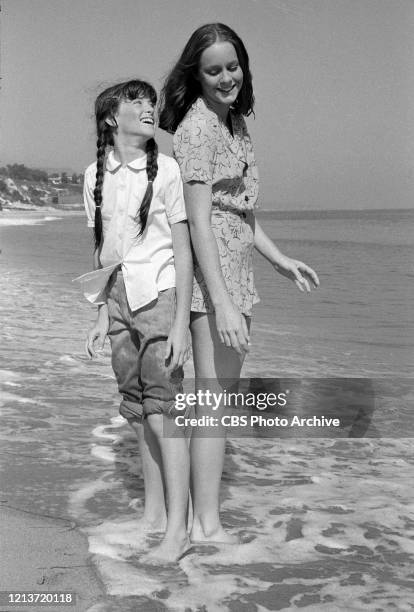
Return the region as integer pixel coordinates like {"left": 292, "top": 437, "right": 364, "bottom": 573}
{"left": 195, "top": 97, "right": 239, "bottom": 133}
{"left": 196, "top": 97, "right": 244, "bottom": 158}
{"left": 195, "top": 96, "right": 216, "bottom": 120}
{"left": 106, "top": 150, "right": 147, "bottom": 172}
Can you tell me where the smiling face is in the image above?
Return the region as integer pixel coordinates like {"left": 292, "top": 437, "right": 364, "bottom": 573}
{"left": 197, "top": 41, "right": 244, "bottom": 118}
{"left": 110, "top": 96, "right": 155, "bottom": 141}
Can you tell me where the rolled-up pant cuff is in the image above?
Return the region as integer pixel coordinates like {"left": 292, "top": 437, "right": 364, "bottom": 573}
{"left": 119, "top": 399, "right": 144, "bottom": 422}
{"left": 119, "top": 397, "right": 190, "bottom": 422}
{"left": 142, "top": 397, "right": 190, "bottom": 420}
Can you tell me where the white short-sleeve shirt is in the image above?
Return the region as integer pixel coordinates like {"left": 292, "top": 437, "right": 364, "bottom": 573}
{"left": 81, "top": 150, "right": 187, "bottom": 311}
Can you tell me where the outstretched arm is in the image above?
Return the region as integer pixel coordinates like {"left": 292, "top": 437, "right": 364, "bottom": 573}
{"left": 254, "top": 219, "right": 319, "bottom": 292}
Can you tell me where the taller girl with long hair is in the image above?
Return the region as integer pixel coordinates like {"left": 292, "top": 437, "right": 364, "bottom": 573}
{"left": 83, "top": 79, "right": 193, "bottom": 562}
{"left": 159, "top": 24, "right": 319, "bottom": 544}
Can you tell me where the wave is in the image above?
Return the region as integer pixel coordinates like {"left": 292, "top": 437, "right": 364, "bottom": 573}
{"left": 0, "top": 216, "right": 59, "bottom": 226}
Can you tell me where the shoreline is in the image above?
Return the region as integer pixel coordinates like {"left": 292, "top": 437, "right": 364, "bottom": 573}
{"left": 0, "top": 505, "right": 108, "bottom": 612}
{"left": 0, "top": 208, "right": 85, "bottom": 226}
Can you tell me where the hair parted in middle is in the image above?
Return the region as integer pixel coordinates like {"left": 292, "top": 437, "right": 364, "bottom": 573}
{"left": 92, "top": 79, "right": 158, "bottom": 249}
{"left": 158, "top": 22, "right": 254, "bottom": 134}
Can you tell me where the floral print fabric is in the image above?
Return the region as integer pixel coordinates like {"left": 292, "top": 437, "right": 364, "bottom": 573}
{"left": 173, "top": 97, "right": 260, "bottom": 315}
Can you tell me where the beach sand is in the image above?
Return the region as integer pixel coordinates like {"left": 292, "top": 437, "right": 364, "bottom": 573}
{"left": 0, "top": 506, "right": 106, "bottom": 612}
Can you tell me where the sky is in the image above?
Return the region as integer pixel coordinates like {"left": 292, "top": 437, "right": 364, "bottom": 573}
{"left": 1, "top": 0, "right": 413, "bottom": 210}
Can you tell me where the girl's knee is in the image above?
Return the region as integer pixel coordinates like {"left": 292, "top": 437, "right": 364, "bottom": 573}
{"left": 127, "top": 418, "right": 143, "bottom": 436}
{"left": 146, "top": 413, "right": 164, "bottom": 437}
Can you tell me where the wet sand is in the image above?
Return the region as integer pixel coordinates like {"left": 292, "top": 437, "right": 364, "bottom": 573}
{"left": 0, "top": 506, "right": 105, "bottom": 612}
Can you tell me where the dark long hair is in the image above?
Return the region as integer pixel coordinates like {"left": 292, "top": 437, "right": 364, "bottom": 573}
{"left": 158, "top": 23, "right": 254, "bottom": 134}
{"left": 93, "top": 80, "right": 158, "bottom": 249}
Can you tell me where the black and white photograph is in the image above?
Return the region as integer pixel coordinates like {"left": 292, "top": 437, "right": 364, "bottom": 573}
{"left": 0, "top": 1, "right": 413, "bottom": 610}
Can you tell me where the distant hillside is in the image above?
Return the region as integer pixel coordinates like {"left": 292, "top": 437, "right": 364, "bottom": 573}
{"left": 0, "top": 164, "right": 83, "bottom": 210}
{"left": 39, "top": 166, "right": 76, "bottom": 175}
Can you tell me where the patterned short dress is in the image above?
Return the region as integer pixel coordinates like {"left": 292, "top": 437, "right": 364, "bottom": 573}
{"left": 173, "top": 97, "right": 260, "bottom": 316}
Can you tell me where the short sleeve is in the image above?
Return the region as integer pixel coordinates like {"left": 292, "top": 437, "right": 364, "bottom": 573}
{"left": 173, "top": 116, "right": 216, "bottom": 185}
{"left": 164, "top": 158, "right": 187, "bottom": 225}
{"left": 83, "top": 165, "right": 96, "bottom": 228}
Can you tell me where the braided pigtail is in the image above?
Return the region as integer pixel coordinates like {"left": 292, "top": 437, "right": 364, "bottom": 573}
{"left": 93, "top": 121, "right": 108, "bottom": 249}
{"left": 137, "top": 138, "right": 158, "bottom": 236}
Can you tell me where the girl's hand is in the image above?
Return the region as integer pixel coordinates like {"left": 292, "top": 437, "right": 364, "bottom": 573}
{"left": 165, "top": 321, "right": 190, "bottom": 370}
{"left": 85, "top": 310, "right": 109, "bottom": 358}
{"left": 215, "top": 300, "right": 249, "bottom": 356}
{"left": 273, "top": 256, "right": 320, "bottom": 292}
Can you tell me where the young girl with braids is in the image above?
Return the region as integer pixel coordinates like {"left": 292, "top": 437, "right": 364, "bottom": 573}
{"left": 82, "top": 80, "right": 193, "bottom": 562}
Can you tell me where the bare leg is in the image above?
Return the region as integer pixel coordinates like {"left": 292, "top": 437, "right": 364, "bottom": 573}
{"left": 143, "top": 414, "right": 190, "bottom": 562}
{"left": 128, "top": 418, "right": 167, "bottom": 532}
{"left": 189, "top": 313, "right": 249, "bottom": 543}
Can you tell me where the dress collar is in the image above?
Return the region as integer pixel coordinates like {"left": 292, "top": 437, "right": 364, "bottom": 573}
{"left": 194, "top": 98, "right": 247, "bottom": 165}
{"left": 195, "top": 96, "right": 229, "bottom": 125}
{"left": 105, "top": 150, "right": 147, "bottom": 172}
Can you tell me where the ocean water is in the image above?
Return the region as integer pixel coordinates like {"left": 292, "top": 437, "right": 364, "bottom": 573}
{"left": 0, "top": 208, "right": 413, "bottom": 611}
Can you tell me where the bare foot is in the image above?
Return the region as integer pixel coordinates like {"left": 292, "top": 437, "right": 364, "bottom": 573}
{"left": 190, "top": 520, "right": 240, "bottom": 545}
{"left": 142, "top": 534, "right": 191, "bottom": 564}
{"left": 138, "top": 516, "right": 167, "bottom": 533}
